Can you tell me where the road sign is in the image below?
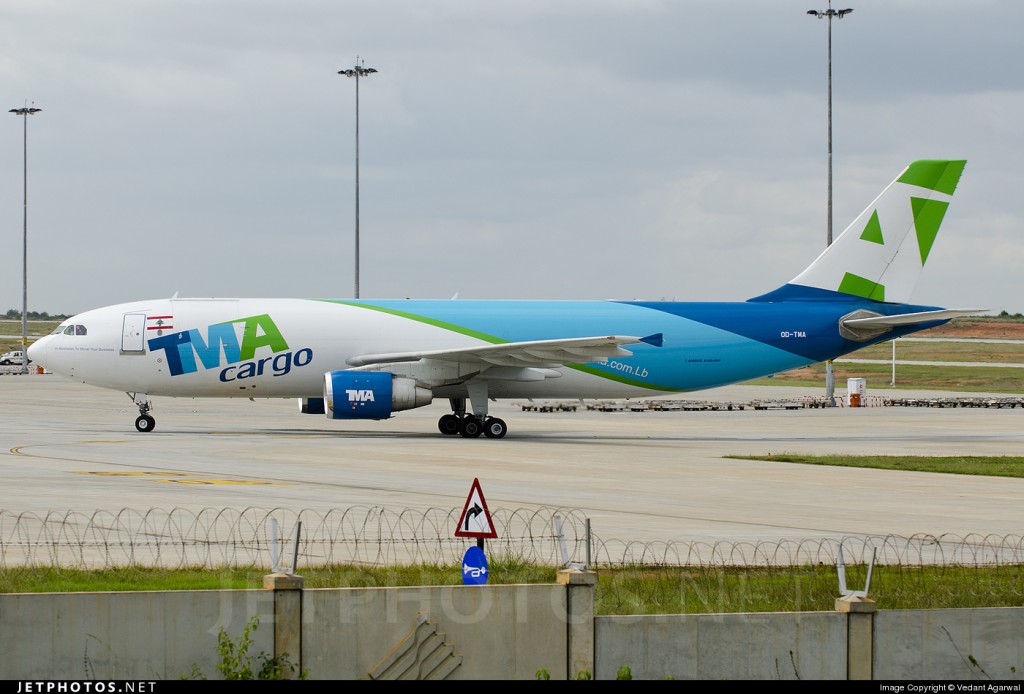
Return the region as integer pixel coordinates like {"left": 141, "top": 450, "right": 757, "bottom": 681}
{"left": 454, "top": 477, "right": 497, "bottom": 539}
{"left": 462, "top": 545, "right": 489, "bottom": 585}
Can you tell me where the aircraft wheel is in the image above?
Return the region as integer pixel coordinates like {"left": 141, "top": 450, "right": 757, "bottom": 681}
{"left": 438, "top": 414, "right": 460, "bottom": 436}
{"left": 483, "top": 417, "right": 507, "bottom": 439}
{"left": 459, "top": 417, "right": 483, "bottom": 438}
{"left": 135, "top": 414, "right": 156, "bottom": 433}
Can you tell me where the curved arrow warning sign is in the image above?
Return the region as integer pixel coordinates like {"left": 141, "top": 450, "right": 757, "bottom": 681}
{"left": 454, "top": 478, "right": 497, "bottom": 539}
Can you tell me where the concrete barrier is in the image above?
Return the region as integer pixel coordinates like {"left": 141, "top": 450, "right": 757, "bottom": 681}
{"left": 1, "top": 572, "right": 1021, "bottom": 680}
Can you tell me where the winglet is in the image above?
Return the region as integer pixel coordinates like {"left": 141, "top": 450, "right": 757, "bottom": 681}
{"left": 640, "top": 333, "right": 664, "bottom": 347}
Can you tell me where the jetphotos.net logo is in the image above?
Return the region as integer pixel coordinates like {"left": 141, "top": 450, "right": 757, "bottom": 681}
{"left": 147, "top": 314, "right": 313, "bottom": 381}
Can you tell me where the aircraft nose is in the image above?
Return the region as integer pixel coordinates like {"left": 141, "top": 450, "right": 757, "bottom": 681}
{"left": 27, "top": 337, "right": 46, "bottom": 365}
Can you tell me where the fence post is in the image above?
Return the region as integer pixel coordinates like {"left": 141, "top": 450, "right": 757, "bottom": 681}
{"left": 557, "top": 568, "right": 597, "bottom": 679}
{"left": 836, "top": 594, "right": 876, "bottom": 680}
{"left": 264, "top": 572, "right": 304, "bottom": 678}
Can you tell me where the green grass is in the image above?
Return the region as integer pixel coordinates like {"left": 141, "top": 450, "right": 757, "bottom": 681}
{"left": 593, "top": 563, "right": 1024, "bottom": 614}
{"left": 0, "top": 566, "right": 262, "bottom": 593}
{"left": 3, "top": 560, "right": 1022, "bottom": 615}
{"left": 851, "top": 340, "right": 1024, "bottom": 364}
{"left": 0, "top": 320, "right": 59, "bottom": 354}
{"left": 746, "top": 362, "right": 1024, "bottom": 393}
{"left": 726, "top": 454, "right": 1024, "bottom": 478}
{"left": 0, "top": 560, "right": 553, "bottom": 595}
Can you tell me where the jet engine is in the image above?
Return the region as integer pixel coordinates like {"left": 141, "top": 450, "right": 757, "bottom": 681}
{"left": 323, "top": 371, "right": 433, "bottom": 420}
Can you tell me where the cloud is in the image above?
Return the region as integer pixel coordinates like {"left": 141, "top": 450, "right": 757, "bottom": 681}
{"left": 1, "top": 0, "right": 1021, "bottom": 313}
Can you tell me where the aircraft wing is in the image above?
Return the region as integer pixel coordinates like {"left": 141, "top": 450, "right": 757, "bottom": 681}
{"left": 346, "top": 333, "right": 664, "bottom": 368}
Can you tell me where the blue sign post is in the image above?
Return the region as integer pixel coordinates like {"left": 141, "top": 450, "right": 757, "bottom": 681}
{"left": 462, "top": 545, "right": 489, "bottom": 585}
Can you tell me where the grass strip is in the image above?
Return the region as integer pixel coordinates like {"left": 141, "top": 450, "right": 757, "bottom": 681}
{"left": 726, "top": 454, "right": 1024, "bottom": 478}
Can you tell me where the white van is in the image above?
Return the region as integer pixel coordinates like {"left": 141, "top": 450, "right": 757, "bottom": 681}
{"left": 0, "top": 350, "right": 28, "bottom": 365}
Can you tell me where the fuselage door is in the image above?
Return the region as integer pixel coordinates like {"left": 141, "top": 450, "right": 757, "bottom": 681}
{"left": 121, "top": 313, "right": 147, "bottom": 353}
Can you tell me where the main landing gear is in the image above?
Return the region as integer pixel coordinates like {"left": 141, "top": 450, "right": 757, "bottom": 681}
{"left": 437, "top": 413, "right": 507, "bottom": 439}
{"left": 128, "top": 393, "right": 155, "bottom": 433}
{"left": 437, "top": 394, "right": 507, "bottom": 439}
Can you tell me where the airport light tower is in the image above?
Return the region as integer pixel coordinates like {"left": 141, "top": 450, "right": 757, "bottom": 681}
{"left": 807, "top": 2, "right": 852, "bottom": 405}
{"left": 338, "top": 58, "right": 378, "bottom": 299}
{"left": 10, "top": 105, "right": 42, "bottom": 376}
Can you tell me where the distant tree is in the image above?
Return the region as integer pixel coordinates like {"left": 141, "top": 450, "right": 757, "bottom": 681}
{"left": 3, "top": 309, "right": 69, "bottom": 321}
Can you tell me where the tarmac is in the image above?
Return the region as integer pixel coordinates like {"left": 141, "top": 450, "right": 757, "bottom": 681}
{"left": 1, "top": 371, "right": 1023, "bottom": 550}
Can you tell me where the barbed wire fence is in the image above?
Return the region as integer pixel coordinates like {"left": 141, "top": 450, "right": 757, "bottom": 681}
{"left": 2, "top": 506, "right": 1023, "bottom": 573}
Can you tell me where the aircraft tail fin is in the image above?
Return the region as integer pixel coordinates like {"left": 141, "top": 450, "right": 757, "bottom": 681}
{"left": 751, "top": 159, "right": 967, "bottom": 304}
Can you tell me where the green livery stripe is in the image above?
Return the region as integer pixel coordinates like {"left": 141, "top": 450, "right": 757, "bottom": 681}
{"left": 321, "top": 300, "right": 673, "bottom": 390}
{"left": 911, "top": 198, "right": 949, "bottom": 265}
{"left": 569, "top": 364, "right": 678, "bottom": 391}
{"left": 897, "top": 160, "right": 966, "bottom": 195}
{"left": 838, "top": 272, "right": 885, "bottom": 301}
{"left": 859, "top": 209, "right": 884, "bottom": 245}
{"left": 321, "top": 300, "right": 508, "bottom": 344}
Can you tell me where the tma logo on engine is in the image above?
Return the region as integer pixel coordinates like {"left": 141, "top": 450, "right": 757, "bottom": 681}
{"left": 147, "top": 313, "right": 313, "bottom": 380}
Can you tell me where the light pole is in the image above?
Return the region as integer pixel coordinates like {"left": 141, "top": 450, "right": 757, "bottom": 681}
{"left": 807, "top": 3, "right": 852, "bottom": 405}
{"left": 10, "top": 105, "right": 42, "bottom": 376}
{"left": 891, "top": 338, "right": 897, "bottom": 387}
{"left": 338, "top": 58, "right": 378, "bottom": 299}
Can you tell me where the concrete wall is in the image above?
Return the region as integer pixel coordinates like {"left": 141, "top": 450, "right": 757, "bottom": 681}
{"left": 0, "top": 590, "right": 273, "bottom": 680}
{"left": 2, "top": 575, "right": 1024, "bottom": 680}
{"left": 302, "top": 584, "right": 568, "bottom": 679}
{"left": 595, "top": 611, "right": 847, "bottom": 680}
{"left": 874, "top": 608, "right": 1024, "bottom": 681}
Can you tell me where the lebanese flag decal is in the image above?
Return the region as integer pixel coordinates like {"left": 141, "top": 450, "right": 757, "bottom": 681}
{"left": 147, "top": 315, "right": 174, "bottom": 332}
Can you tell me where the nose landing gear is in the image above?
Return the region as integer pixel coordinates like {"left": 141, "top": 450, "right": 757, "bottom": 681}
{"left": 128, "top": 393, "right": 156, "bottom": 433}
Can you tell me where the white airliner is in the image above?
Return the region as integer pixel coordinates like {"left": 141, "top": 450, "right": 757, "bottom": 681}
{"left": 29, "top": 160, "right": 978, "bottom": 439}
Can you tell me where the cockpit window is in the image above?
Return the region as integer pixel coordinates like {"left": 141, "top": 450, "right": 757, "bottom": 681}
{"left": 57, "top": 324, "right": 87, "bottom": 336}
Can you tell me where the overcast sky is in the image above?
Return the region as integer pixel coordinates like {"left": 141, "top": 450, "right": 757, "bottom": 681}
{"left": 2, "top": 0, "right": 1022, "bottom": 316}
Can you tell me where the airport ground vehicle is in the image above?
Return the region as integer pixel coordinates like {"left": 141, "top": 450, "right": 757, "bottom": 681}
{"left": 0, "top": 350, "right": 29, "bottom": 366}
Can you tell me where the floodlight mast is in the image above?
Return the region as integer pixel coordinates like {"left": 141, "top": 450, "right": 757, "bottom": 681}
{"left": 10, "top": 105, "right": 42, "bottom": 376}
{"left": 338, "top": 58, "right": 378, "bottom": 299}
{"left": 807, "top": 3, "right": 853, "bottom": 405}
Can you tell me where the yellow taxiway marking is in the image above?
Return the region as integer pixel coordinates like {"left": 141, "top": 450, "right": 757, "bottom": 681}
{"left": 71, "top": 472, "right": 283, "bottom": 485}
{"left": 73, "top": 471, "right": 189, "bottom": 477}
{"left": 157, "top": 479, "right": 280, "bottom": 486}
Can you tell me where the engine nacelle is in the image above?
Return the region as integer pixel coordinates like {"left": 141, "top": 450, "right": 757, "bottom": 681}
{"left": 324, "top": 371, "right": 433, "bottom": 420}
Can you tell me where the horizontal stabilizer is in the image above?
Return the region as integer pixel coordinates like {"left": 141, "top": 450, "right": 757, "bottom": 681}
{"left": 841, "top": 308, "right": 985, "bottom": 329}
{"left": 641, "top": 333, "right": 664, "bottom": 347}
